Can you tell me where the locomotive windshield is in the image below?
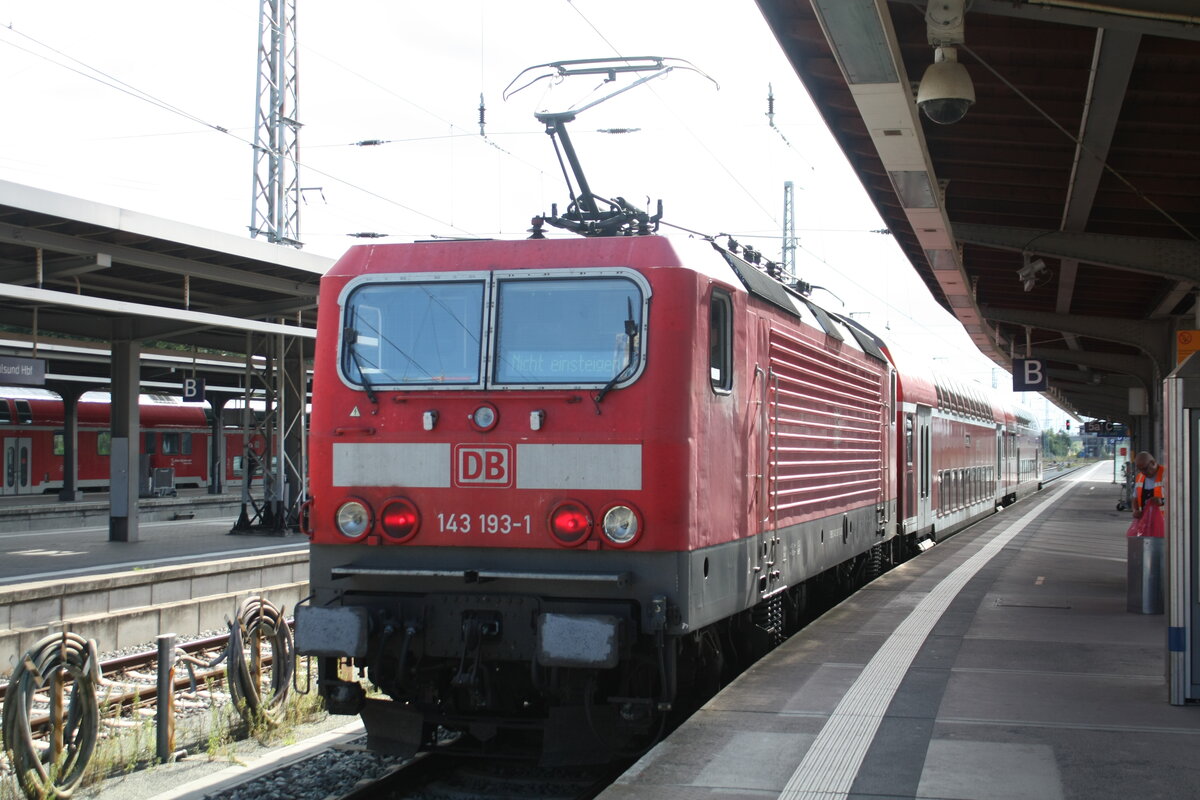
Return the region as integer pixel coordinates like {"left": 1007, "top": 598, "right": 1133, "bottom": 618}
{"left": 338, "top": 269, "right": 649, "bottom": 391}
{"left": 493, "top": 277, "right": 641, "bottom": 385}
{"left": 341, "top": 280, "right": 485, "bottom": 386}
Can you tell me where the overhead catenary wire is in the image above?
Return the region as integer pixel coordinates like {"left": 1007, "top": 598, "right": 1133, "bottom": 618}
{"left": 0, "top": 23, "right": 481, "bottom": 238}
{"left": 561, "top": 0, "right": 782, "bottom": 228}
{"left": 0, "top": 25, "right": 230, "bottom": 135}
{"left": 302, "top": 41, "right": 538, "bottom": 168}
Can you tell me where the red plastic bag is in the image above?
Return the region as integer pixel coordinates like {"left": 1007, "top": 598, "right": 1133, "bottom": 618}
{"left": 1127, "top": 504, "right": 1165, "bottom": 538}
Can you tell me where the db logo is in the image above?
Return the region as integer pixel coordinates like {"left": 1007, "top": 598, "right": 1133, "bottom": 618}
{"left": 454, "top": 445, "right": 512, "bottom": 487}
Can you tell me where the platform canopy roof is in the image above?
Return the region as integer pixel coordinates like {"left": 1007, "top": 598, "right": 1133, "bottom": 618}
{"left": 0, "top": 180, "right": 332, "bottom": 390}
{"left": 755, "top": 0, "right": 1200, "bottom": 422}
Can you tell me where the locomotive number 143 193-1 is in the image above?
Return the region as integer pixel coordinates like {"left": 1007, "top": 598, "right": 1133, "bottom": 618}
{"left": 437, "top": 513, "right": 532, "bottom": 535}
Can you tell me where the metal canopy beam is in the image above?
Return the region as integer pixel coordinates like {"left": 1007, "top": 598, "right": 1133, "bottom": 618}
{"left": 1044, "top": 376, "right": 1131, "bottom": 407}
{"left": 1062, "top": 29, "right": 1139, "bottom": 233}
{"left": 1052, "top": 28, "right": 1139, "bottom": 352}
{"left": 954, "top": 223, "right": 1200, "bottom": 282}
{"left": 0, "top": 221, "right": 318, "bottom": 297}
{"left": 41, "top": 272, "right": 234, "bottom": 308}
{"left": 0, "top": 283, "right": 316, "bottom": 339}
{"left": 134, "top": 297, "right": 317, "bottom": 341}
{"left": 901, "top": 0, "right": 1200, "bottom": 41}
{"left": 1070, "top": 398, "right": 1129, "bottom": 420}
{"left": 1029, "top": 346, "right": 1155, "bottom": 390}
{"left": 1045, "top": 367, "right": 1141, "bottom": 389}
{"left": 3, "top": 309, "right": 276, "bottom": 353}
{"left": 0, "top": 253, "right": 113, "bottom": 285}
{"left": 984, "top": 305, "right": 1173, "bottom": 374}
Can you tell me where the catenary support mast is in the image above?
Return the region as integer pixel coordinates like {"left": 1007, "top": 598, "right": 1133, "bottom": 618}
{"left": 250, "top": 0, "right": 302, "bottom": 247}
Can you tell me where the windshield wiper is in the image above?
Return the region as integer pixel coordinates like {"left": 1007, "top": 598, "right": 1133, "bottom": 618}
{"left": 594, "top": 298, "right": 640, "bottom": 411}
{"left": 344, "top": 326, "right": 378, "bottom": 406}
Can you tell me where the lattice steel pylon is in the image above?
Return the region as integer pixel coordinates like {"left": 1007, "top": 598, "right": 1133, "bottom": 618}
{"left": 782, "top": 180, "right": 797, "bottom": 281}
{"left": 250, "top": 0, "right": 302, "bottom": 247}
{"left": 232, "top": 327, "right": 308, "bottom": 535}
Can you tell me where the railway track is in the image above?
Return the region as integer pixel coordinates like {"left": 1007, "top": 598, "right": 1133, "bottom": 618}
{"left": 7, "top": 472, "right": 1097, "bottom": 799}
{"left": 185, "top": 739, "right": 624, "bottom": 800}
{"left": 1, "top": 597, "right": 295, "bottom": 799}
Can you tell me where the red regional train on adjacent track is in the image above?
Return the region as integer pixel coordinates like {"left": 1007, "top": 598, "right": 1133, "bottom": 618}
{"left": 0, "top": 389, "right": 262, "bottom": 496}
{"left": 294, "top": 57, "right": 1041, "bottom": 765}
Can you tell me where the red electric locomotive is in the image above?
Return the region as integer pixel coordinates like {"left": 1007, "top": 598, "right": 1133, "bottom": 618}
{"left": 295, "top": 57, "right": 1041, "bottom": 764}
{"left": 301, "top": 234, "right": 906, "bottom": 762}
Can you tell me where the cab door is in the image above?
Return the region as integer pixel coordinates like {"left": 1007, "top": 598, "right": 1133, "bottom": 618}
{"left": 3, "top": 437, "right": 32, "bottom": 495}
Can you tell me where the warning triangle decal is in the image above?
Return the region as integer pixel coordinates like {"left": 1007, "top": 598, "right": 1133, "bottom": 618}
{"left": 350, "top": 407, "right": 361, "bottom": 417}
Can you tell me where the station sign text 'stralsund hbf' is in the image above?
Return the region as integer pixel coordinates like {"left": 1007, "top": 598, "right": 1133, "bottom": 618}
{"left": 0, "top": 356, "right": 45, "bottom": 387}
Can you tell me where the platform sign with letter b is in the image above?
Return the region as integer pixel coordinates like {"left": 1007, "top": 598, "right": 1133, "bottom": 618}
{"left": 182, "top": 377, "right": 205, "bottom": 402}
{"left": 1012, "top": 358, "right": 1047, "bottom": 391}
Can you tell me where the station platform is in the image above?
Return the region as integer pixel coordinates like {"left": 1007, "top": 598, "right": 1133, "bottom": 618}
{"left": 0, "top": 491, "right": 305, "bottom": 585}
{"left": 0, "top": 487, "right": 243, "bottom": 532}
{"left": 600, "top": 462, "right": 1198, "bottom": 800}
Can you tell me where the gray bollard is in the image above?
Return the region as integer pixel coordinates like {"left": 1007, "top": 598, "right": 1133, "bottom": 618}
{"left": 1127, "top": 536, "right": 1165, "bottom": 614}
{"left": 156, "top": 633, "right": 177, "bottom": 762}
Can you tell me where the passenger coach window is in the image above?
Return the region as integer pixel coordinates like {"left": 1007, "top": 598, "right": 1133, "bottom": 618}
{"left": 15, "top": 400, "right": 32, "bottom": 424}
{"left": 0, "top": 402, "right": 10, "bottom": 425}
{"left": 342, "top": 281, "right": 485, "bottom": 386}
{"left": 709, "top": 290, "right": 733, "bottom": 393}
{"left": 493, "top": 277, "right": 644, "bottom": 385}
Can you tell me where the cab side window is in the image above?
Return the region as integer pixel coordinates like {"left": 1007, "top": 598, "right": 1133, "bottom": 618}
{"left": 709, "top": 289, "right": 733, "bottom": 393}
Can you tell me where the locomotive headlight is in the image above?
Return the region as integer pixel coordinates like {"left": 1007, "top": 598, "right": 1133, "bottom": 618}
{"left": 601, "top": 504, "right": 641, "bottom": 546}
{"left": 335, "top": 499, "right": 372, "bottom": 539}
{"left": 470, "top": 403, "right": 498, "bottom": 432}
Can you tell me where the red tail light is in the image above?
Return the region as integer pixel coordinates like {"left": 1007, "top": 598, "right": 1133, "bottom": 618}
{"left": 548, "top": 501, "right": 592, "bottom": 547}
{"left": 380, "top": 498, "right": 421, "bottom": 542}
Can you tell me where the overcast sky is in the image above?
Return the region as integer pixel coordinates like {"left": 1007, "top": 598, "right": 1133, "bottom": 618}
{"left": 0, "top": 0, "right": 1072, "bottom": 425}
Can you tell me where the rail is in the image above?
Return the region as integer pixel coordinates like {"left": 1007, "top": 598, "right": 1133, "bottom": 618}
{"left": 0, "top": 596, "right": 294, "bottom": 800}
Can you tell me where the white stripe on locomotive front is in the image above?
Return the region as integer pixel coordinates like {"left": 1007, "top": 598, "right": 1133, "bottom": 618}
{"left": 515, "top": 443, "right": 641, "bottom": 490}
{"left": 331, "top": 442, "right": 642, "bottom": 490}
{"left": 333, "top": 443, "right": 452, "bottom": 487}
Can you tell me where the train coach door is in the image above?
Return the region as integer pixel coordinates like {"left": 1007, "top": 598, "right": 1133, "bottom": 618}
{"left": 2, "top": 437, "right": 32, "bottom": 495}
{"left": 914, "top": 406, "right": 932, "bottom": 532}
{"left": 903, "top": 413, "right": 917, "bottom": 522}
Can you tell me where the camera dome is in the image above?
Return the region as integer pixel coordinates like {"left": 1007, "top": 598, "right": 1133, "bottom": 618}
{"left": 917, "top": 46, "right": 975, "bottom": 125}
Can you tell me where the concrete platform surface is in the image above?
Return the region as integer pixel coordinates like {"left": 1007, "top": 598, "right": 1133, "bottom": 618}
{"left": 0, "top": 509, "right": 305, "bottom": 586}
{"left": 600, "top": 462, "right": 1198, "bottom": 800}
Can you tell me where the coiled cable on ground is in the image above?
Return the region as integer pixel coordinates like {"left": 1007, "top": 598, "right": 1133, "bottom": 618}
{"left": 1, "top": 631, "right": 101, "bottom": 799}
{"left": 226, "top": 596, "right": 294, "bottom": 726}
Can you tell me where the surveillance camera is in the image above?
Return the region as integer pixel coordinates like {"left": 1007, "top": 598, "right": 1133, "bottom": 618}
{"left": 1017, "top": 257, "right": 1047, "bottom": 292}
{"left": 917, "top": 46, "right": 975, "bottom": 125}
{"left": 1017, "top": 262, "right": 1042, "bottom": 283}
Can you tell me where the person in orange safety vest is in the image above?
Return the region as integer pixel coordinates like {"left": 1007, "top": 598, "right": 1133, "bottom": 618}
{"left": 1133, "top": 451, "right": 1164, "bottom": 520}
